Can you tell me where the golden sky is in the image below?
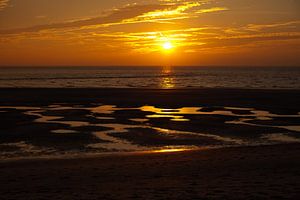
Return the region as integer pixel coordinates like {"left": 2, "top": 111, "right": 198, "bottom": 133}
{"left": 0, "top": 0, "right": 299, "bottom": 66}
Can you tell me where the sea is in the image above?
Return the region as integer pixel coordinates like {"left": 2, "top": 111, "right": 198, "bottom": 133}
{"left": 0, "top": 66, "right": 299, "bottom": 89}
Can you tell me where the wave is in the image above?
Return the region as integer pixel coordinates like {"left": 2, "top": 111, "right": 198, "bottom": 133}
{"left": 0, "top": 74, "right": 204, "bottom": 81}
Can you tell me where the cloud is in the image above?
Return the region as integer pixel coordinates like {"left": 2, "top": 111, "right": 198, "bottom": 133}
{"left": 1, "top": 0, "right": 298, "bottom": 57}
{"left": 0, "top": 0, "right": 9, "bottom": 10}
{"left": 0, "top": 1, "right": 223, "bottom": 35}
{"left": 196, "top": 7, "right": 228, "bottom": 14}
{"left": 246, "top": 21, "right": 300, "bottom": 31}
{"left": 0, "top": 4, "right": 168, "bottom": 34}
{"left": 121, "top": 1, "right": 201, "bottom": 24}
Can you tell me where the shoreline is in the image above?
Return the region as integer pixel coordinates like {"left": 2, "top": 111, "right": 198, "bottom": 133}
{"left": 0, "top": 144, "right": 210, "bottom": 163}
{"left": 0, "top": 143, "right": 290, "bottom": 161}
{"left": 0, "top": 142, "right": 296, "bottom": 163}
{"left": 1, "top": 87, "right": 300, "bottom": 108}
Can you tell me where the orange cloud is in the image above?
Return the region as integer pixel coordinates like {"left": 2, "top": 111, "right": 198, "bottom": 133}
{"left": 196, "top": 7, "right": 228, "bottom": 14}
{"left": 0, "top": 0, "right": 9, "bottom": 10}
{"left": 0, "top": 4, "right": 168, "bottom": 34}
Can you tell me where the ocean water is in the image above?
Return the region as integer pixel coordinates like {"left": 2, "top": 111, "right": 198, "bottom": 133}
{"left": 0, "top": 66, "right": 299, "bottom": 89}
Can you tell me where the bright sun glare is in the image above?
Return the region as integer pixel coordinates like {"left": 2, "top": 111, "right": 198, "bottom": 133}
{"left": 163, "top": 41, "right": 173, "bottom": 50}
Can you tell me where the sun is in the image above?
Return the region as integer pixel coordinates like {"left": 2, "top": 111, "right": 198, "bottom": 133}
{"left": 162, "top": 41, "right": 173, "bottom": 50}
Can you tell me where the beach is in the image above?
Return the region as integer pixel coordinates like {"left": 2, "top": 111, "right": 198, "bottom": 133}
{"left": 1, "top": 144, "right": 300, "bottom": 199}
{"left": 1, "top": 0, "right": 300, "bottom": 198}
{"left": 0, "top": 88, "right": 300, "bottom": 199}
{"left": 1, "top": 88, "right": 300, "bottom": 110}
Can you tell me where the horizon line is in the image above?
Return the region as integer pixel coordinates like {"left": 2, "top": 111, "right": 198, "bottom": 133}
{"left": 0, "top": 65, "right": 300, "bottom": 68}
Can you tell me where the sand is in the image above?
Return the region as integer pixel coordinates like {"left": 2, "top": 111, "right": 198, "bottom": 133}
{"left": 0, "top": 144, "right": 300, "bottom": 199}
{"left": 0, "top": 88, "right": 300, "bottom": 199}
{"left": 0, "top": 88, "right": 300, "bottom": 113}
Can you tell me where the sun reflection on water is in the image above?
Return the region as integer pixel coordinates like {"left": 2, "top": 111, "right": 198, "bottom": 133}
{"left": 162, "top": 66, "right": 172, "bottom": 74}
{"left": 161, "top": 66, "right": 175, "bottom": 89}
{"left": 161, "top": 77, "right": 175, "bottom": 89}
{"left": 152, "top": 148, "right": 190, "bottom": 153}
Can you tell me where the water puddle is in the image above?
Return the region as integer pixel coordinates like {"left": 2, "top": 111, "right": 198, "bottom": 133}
{"left": 227, "top": 118, "right": 300, "bottom": 133}
{"left": 1, "top": 104, "right": 300, "bottom": 158}
{"left": 153, "top": 127, "right": 245, "bottom": 145}
{"left": 262, "top": 133, "right": 300, "bottom": 143}
{"left": 89, "top": 124, "right": 147, "bottom": 151}
{"left": 52, "top": 129, "right": 79, "bottom": 134}
{"left": 0, "top": 141, "right": 54, "bottom": 158}
{"left": 96, "top": 116, "right": 115, "bottom": 120}
{"left": 130, "top": 118, "right": 149, "bottom": 122}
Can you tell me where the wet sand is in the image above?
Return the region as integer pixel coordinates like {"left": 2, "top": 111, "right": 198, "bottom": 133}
{"left": 0, "top": 88, "right": 300, "bottom": 199}
{"left": 1, "top": 144, "right": 300, "bottom": 199}
{"left": 1, "top": 88, "right": 300, "bottom": 113}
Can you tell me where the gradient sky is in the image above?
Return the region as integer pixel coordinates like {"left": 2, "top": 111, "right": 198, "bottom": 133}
{"left": 0, "top": 0, "right": 299, "bottom": 66}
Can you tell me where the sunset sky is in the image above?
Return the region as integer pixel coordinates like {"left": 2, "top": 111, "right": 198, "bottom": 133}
{"left": 0, "top": 0, "right": 299, "bottom": 66}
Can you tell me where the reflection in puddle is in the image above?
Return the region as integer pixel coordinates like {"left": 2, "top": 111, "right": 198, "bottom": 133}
{"left": 90, "top": 124, "right": 147, "bottom": 151}
{"left": 25, "top": 109, "right": 89, "bottom": 128}
{"left": 0, "top": 141, "right": 52, "bottom": 157}
{"left": 141, "top": 106, "right": 203, "bottom": 121}
{"left": 142, "top": 105, "right": 300, "bottom": 119}
{"left": 256, "top": 117, "right": 273, "bottom": 120}
{"left": 171, "top": 118, "right": 190, "bottom": 122}
{"left": 0, "top": 106, "right": 41, "bottom": 110}
{"left": 154, "top": 127, "right": 245, "bottom": 145}
{"left": 282, "top": 126, "right": 300, "bottom": 132}
{"left": 25, "top": 110, "right": 64, "bottom": 122}
{"left": 89, "top": 123, "right": 244, "bottom": 151}
{"left": 60, "top": 121, "right": 90, "bottom": 128}
{"left": 90, "top": 105, "right": 118, "bottom": 114}
{"left": 227, "top": 118, "right": 300, "bottom": 133}
{"left": 130, "top": 118, "right": 149, "bottom": 122}
{"left": 147, "top": 114, "right": 187, "bottom": 121}
{"left": 152, "top": 148, "right": 192, "bottom": 153}
{"left": 1, "top": 104, "right": 300, "bottom": 159}
{"left": 140, "top": 105, "right": 291, "bottom": 122}
{"left": 262, "top": 134, "right": 300, "bottom": 143}
{"left": 224, "top": 107, "right": 253, "bottom": 111}
{"left": 96, "top": 116, "right": 115, "bottom": 120}
{"left": 140, "top": 106, "right": 201, "bottom": 115}
{"left": 52, "top": 129, "right": 79, "bottom": 134}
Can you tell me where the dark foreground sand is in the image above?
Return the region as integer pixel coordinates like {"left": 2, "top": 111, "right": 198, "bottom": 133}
{"left": 0, "top": 144, "right": 300, "bottom": 200}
